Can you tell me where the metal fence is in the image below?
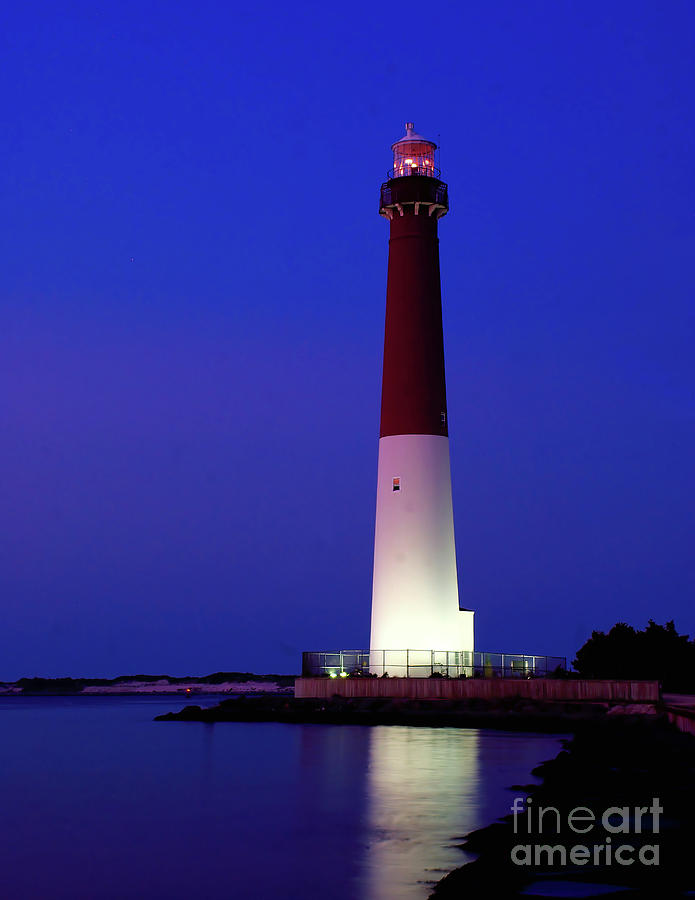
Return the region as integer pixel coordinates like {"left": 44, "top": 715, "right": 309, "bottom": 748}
{"left": 302, "top": 650, "right": 567, "bottom": 680}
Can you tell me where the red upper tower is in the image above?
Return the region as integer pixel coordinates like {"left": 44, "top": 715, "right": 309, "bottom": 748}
{"left": 378, "top": 124, "right": 450, "bottom": 440}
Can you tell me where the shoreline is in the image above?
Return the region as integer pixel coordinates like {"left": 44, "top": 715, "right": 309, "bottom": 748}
{"left": 153, "top": 693, "right": 657, "bottom": 733}
{"left": 0, "top": 673, "right": 295, "bottom": 696}
{"left": 430, "top": 715, "right": 695, "bottom": 898}
{"left": 0, "top": 683, "right": 293, "bottom": 696}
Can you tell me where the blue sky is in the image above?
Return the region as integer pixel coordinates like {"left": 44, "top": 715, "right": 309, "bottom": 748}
{"left": 1, "top": 0, "right": 693, "bottom": 677}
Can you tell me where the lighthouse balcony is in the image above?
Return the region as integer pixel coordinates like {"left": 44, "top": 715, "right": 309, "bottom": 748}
{"left": 379, "top": 175, "right": 449, "bottom": 219}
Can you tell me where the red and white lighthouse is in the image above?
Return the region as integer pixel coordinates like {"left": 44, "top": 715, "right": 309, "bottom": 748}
{"left": 370, "top": 124, "right": 474, "bottom": 668}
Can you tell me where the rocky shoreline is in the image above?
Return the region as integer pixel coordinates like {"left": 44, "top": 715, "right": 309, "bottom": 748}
{"left": 430, "top": 715, "right": 694, "bottom": 898}
{"left": 153, "top": 693, "right": 654, "bottom": 731}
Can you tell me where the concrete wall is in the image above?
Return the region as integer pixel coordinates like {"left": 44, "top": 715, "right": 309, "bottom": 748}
{"left": 295, "top": 677, "right": 660, "bottom": 703}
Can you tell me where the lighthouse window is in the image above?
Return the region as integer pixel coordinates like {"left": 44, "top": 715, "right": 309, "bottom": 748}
{"left": 392, "top": 477, "right": 400, "bottom": 492}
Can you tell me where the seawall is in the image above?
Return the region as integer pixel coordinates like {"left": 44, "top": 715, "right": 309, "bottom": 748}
{"left": 295, "top": 677, "right": 659, "bottom": 703}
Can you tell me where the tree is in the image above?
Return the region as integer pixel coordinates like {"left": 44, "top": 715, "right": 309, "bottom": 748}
{"left": 572, "top": 620, "right": 695, "bottom": 692}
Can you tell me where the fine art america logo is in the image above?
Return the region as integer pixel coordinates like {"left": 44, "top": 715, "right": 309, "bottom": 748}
{"left": 510, "top": 797, "right": 662, "bottom": 867}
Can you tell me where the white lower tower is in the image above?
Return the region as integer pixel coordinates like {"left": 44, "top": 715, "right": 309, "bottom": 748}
{"left": 370, "top": 435, "right": 473, "bottom": 654}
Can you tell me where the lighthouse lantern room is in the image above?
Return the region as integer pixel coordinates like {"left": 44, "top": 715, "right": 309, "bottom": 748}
{"left": 391, "top": 122, "right": 437, "bottom": 178}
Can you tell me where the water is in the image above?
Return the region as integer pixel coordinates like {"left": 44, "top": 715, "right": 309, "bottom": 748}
{"left": 0, "top": 696, "right": 565, "bottom": 900}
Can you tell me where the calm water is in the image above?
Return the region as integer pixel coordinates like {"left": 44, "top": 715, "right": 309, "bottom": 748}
{"left": 0, "top": 696, "right": 565, "bottom": 900}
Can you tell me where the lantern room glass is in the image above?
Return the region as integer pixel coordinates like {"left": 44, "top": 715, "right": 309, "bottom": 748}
{"left": 393, "top": 141, "right": 436, "bottom": 178}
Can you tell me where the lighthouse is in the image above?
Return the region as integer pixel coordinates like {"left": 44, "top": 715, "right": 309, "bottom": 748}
{"left": 370, "top": 124, "right": 474, "bottom": 674}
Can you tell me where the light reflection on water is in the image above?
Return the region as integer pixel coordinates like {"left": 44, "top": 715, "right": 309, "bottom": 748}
{"left": 362, "top": 727, "right": 480, "bottom": 898}
{"left": 0, "top": 696, "right": 565, "bottom": 900}
{"left": 360, "top": 726, "right": 567, "bottom": 899}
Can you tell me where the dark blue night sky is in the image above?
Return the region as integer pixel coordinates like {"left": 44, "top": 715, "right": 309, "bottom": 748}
{"left": 2, "top": 1, "right": 693, "bottom": 678}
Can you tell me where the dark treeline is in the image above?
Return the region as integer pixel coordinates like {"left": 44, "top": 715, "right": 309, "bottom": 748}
{"left": 573, "top": 620, "right": 695, "bottom": 692}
